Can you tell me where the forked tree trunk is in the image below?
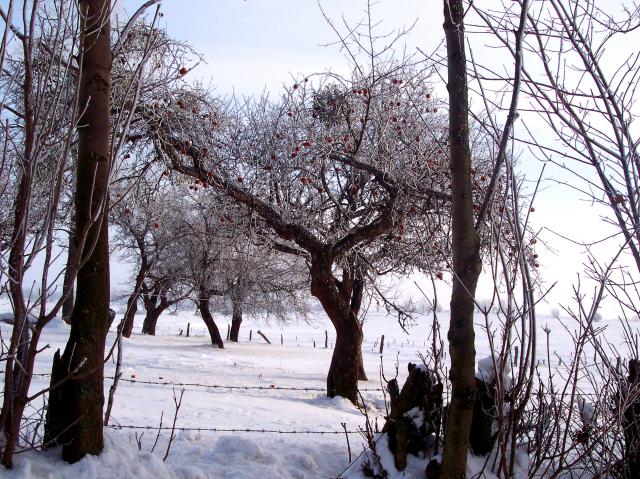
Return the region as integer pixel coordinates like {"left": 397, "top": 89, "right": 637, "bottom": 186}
{"left": 440, "top": 1, "right": 483, "bottom": 476}
{"left": 229, "top": 300, "right": 242, "bottom": 342}
{"left": 198, "top": 296, "right": 224, "bottom": 348}
{"left": 44, "top": 0, "right": 112, "bottom": 464}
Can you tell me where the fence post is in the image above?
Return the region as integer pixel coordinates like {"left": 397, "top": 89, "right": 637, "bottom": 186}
{"left": 325, "top": 330, "right": 328, "bottom": 348}
{"left": 186, "top": 323, "right": 190, "bottom": 338}
{"left": 226, "top": 324, "right": 230, "bottom": 341}
{"left": 281, "top": 333, "right": 283, "bottom": 345}
{"left": 249, "top": 330, "right": 252, "bottom": 342}
{"left": 379, "top": 334, "right": 384, "bottom": 355}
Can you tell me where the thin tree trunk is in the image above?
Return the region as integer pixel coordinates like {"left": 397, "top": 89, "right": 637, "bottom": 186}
{"left": 121, "top": 264, "right": 148, "bottom": 338}
{"left": 0, "top": 30, "right": 37, "bottom": 463}
{"left": 440, "top": 1, "right": 483, "bottom": 476}
{"left": 229, "top": 300, "right": 242, "bottom": 342}
{"left": 44, "top": 0, "right": 112, "bottom": 464}
{"left": 198, "top": 296, "right": 224, "bottom": 348}
{"left": 0, "top": 170, "right": 32, "bottom": 467}
{"left": 357, "top": 346, "right": 367, "bottom": 381}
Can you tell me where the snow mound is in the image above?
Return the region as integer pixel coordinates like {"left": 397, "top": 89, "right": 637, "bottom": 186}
{"left": 476, "top": 355, "right": 512, "bottom": 386}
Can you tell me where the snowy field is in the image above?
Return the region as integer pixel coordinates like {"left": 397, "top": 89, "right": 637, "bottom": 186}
{"left": 1, "top": 300, "right": 638, "bottom": 478}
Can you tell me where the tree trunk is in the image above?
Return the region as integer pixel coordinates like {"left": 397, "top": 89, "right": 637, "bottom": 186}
{"left": 141, "top": 308, "right": 162, "bottom": 335}
{"left": 229, "top": 301, "right": 242, "bottom": 342}
{"left": 61, "top": 224, "right": 76, "bottom": 323}
{"left": 198, "top": 296, "right": 224, "bottom": 348}
{"left": 121, "top": 291, "right": 138, "bottom": 338}
{"left": 121, "top": 265, "right": 148, "bottom": 338}
{"left": 440, "top": 1, "right": 483, "bottom": 476}
{"left": 44, "top": 0, "right": 112, "bottom": 464}
{"left": 310, "top": 255, "right": 363, "bottom": 403}
{"left": 357, "top": 345, "right": 368, "bottom": 381}
{"left": 327, "top": 317, "right": 363, "bottom": 403}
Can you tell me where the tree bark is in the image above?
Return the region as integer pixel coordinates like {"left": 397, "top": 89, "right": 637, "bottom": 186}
{"left": 440, "top": 1, "right": 483, "bottom": 476}
{"left": 61, "top": 225, "right": 76, "bottom": 323}
{"left": 44, "top": 0, "right": 112, "bottom": 464}
{"left": 229, "top": 300, "right": 242, "bottom": 342}
{"left": 198, "top": 296, "right": 224, "bottom": 348}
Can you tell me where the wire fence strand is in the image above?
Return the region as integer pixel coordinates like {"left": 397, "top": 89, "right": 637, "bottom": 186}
{"left": 0, "top": 371, "right": 385, "bottom": 392}
{"left": 107, "top": 424, "right": 363, "bottom": 435}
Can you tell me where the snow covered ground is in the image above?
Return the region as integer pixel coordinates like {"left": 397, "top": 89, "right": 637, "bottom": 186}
{"left": 1, "top": 300, "right": 638, "bottom": 478}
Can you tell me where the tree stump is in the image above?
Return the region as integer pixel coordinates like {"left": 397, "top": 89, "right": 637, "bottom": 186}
{"left": 622, "top": 359, "right": 640, "bottom": 477}
{"left": 469, "top": 377, "right": 497, "bottom": 455}
{"left": 383, "top": 363, "right": 443, "bottom": 471}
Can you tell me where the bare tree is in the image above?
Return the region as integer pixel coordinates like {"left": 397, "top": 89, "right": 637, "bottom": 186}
{"left": 0, "top": 1, "right": 83, "bottom": 467}
{"left": 205, "top": 215, "right": 309, "bottom": 343}
{"left": 0, "top": 0, "right": 162, "bottom": 467}
{"left": 111, "top": 187, "right": 189, "bottom": 337}
{"left": 145, "top": 62, "right": 460, "bottom": 401}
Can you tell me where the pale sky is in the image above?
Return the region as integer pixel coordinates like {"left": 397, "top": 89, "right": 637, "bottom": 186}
{"left": 109, "top": 0, "right": 640, "bottom": 318}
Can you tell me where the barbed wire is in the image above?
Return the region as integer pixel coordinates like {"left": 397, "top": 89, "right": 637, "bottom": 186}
{"left": 114, "top": 376, "right": 385, "bottom": 392}
{"left": 0, "top": 370, "right": 385, "bottom": 392}
{"left": 106, "top": 424, "right": 363, "bottom": 435}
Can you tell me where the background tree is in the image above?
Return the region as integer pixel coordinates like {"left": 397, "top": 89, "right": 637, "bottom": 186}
{"left": 111, "top": 186, "right": 189, "bottom": 337}
{"left": 206, "top": 216, "right": 309, "bottom": 342}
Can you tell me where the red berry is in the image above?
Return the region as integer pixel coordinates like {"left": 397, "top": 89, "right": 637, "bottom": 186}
{"left": 179, "top": 67, "right": 188, "bottom": 76}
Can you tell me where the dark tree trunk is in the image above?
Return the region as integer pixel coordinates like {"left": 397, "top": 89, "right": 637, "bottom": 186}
{"left": 310, "top": 255, "right": 364, "bottom": 403}
{"left": 61, "top": 224, "right": 76, "bottom": 323}
{"left": 141, "top": 308, "right": 162, "bottom": 335}
{"left": 121, "top": 264, "right": 148, "bottom": 338}
{"left": 141, "top": 289, "right": 170, "bottom": 336}
{"left": 327, "top": 317, "right": 363, "bottom": 403}
{"left": 440, "top": 1, "right": 483, "bottom": 476}
{"left": 198, "top": 296, "right": 224, "bottom": 348}
{"left": 356, "top": 344, "right": 367, "bottom": 381}
{"left": 121, "top": 291, "right": 138, "bottom": 338}
{"left": 229, "top": 301, "right": 242, "bottom": 342}
{"left": 44, "top": 0, "right": 112, "bottom": 464}
{"left": 350, "top": 272, "right": 368, "bottom": 382}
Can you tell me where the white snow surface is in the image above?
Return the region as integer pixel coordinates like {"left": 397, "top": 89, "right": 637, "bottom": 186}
{"left": 1, "top": 300, "right": 638, "bottom": 478}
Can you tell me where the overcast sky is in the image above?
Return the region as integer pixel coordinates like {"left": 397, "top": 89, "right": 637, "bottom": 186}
{"left": 108, "top": 0, "right": 639, "bottom": 317}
